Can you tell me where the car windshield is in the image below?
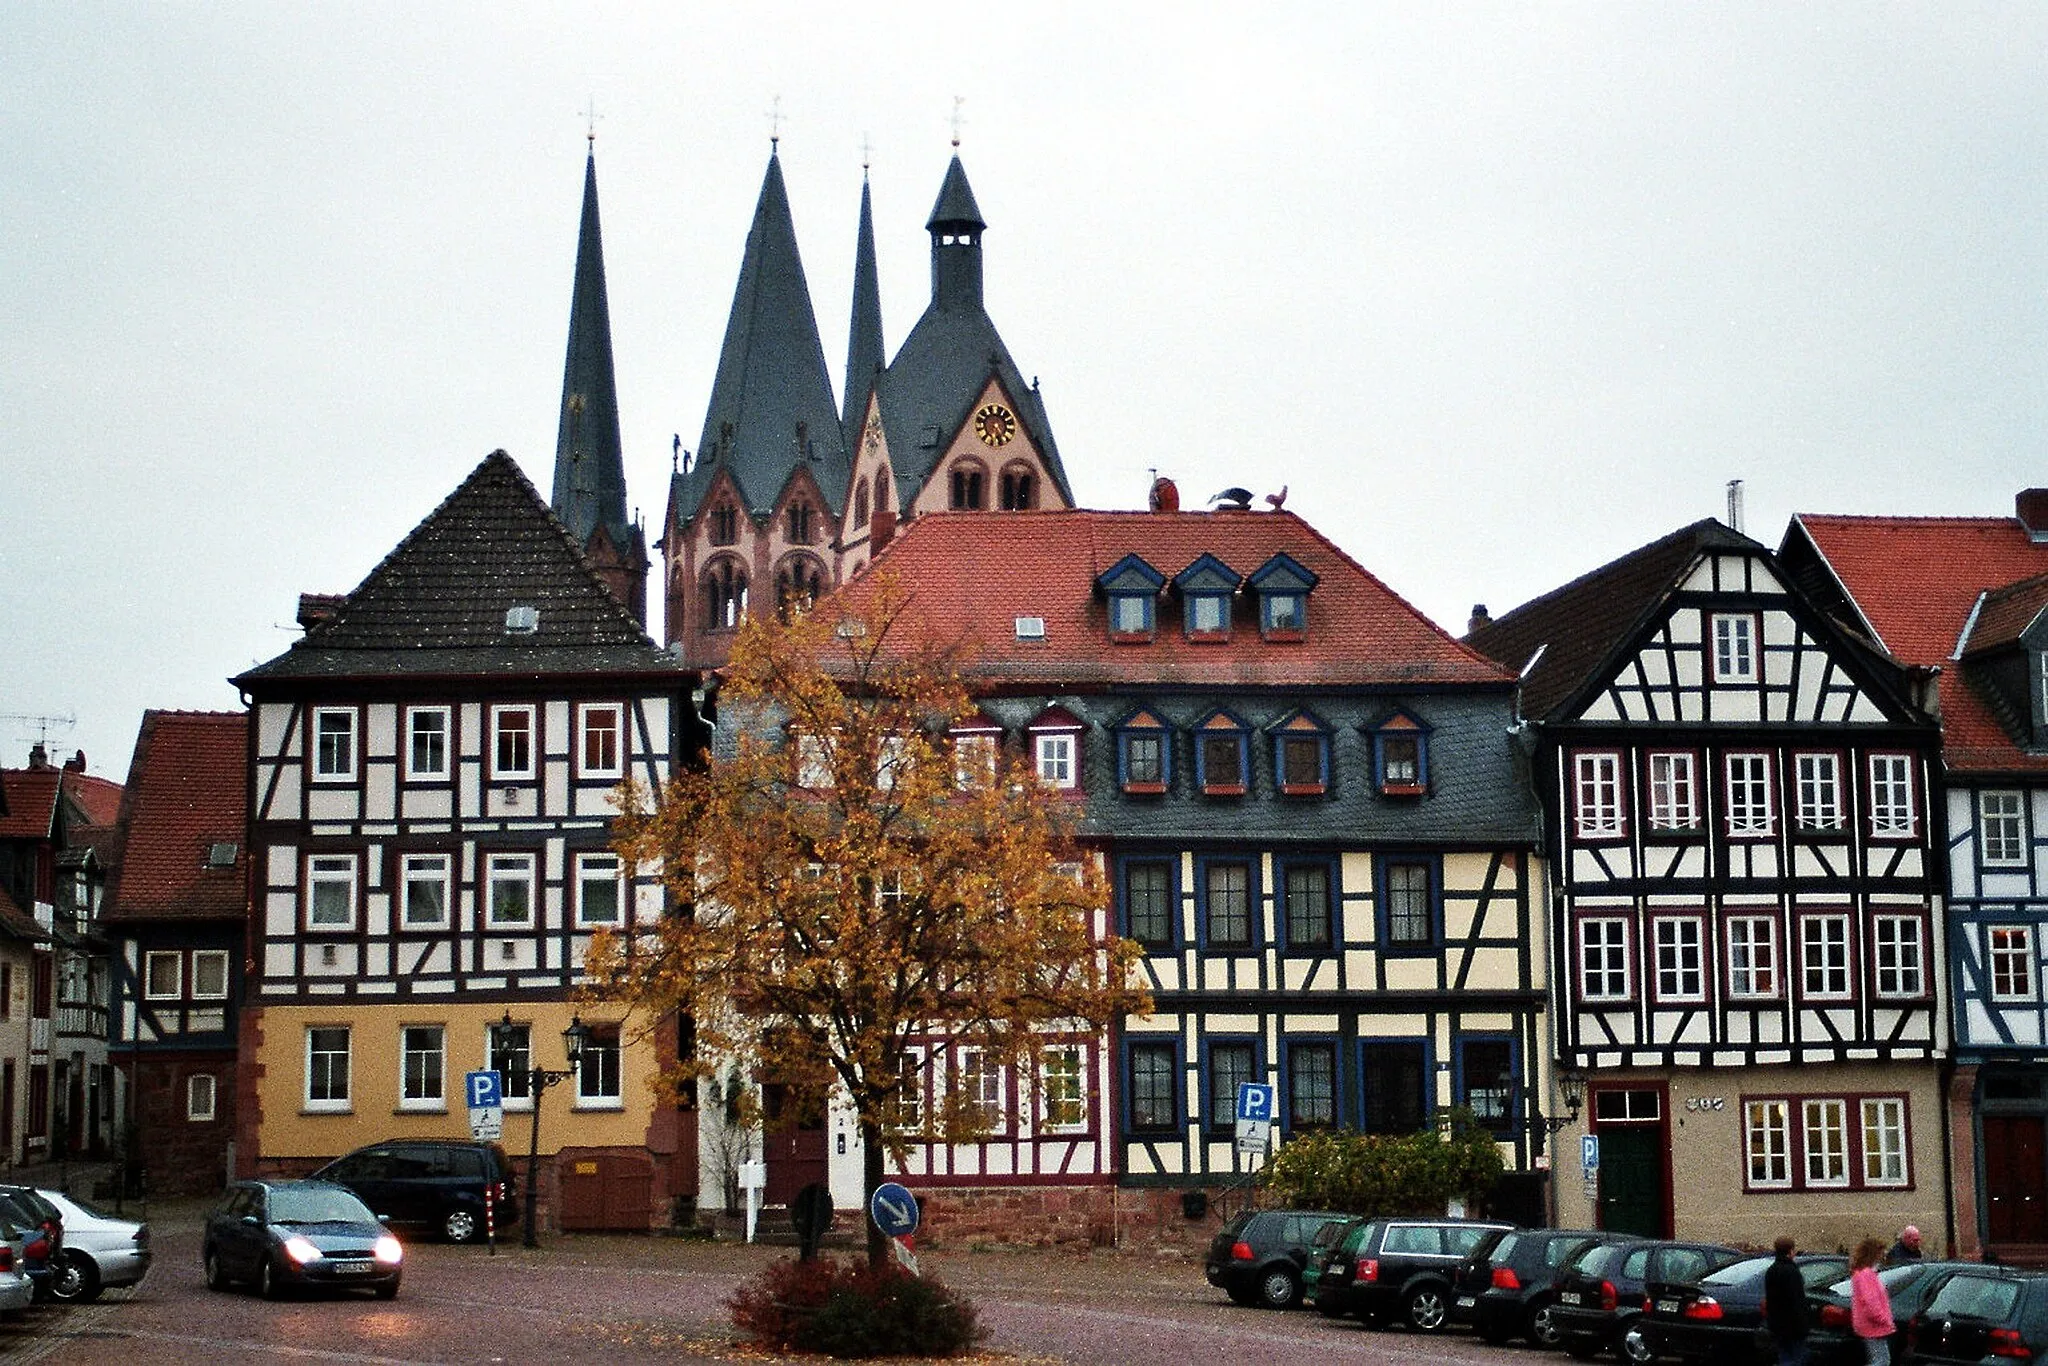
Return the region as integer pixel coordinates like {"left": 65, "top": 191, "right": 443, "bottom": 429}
{"left": 1926, "top": 1275, "right": 2022, "bottom": 1320}
{"left": 268, "top": 1187, "right": 374, "bottom": 1225}
{"left": 1703, "top": 1255, "right": 1772, "bottom": 1286}
{"left": 1823, "top": 1264, "right": 1923, "bottom": 1296}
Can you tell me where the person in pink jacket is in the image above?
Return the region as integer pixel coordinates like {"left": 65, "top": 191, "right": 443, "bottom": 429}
{"left": 1849, "top": 1237, "right": 1896, "bottom": 1365}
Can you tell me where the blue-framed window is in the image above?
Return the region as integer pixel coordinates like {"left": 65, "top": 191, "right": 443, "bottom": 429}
{"left": 1247, "top": 553, "right": 1319, "bottom": 641}
{"left": 1124, "top": 1038, "right": 1182, "bottom": 1136}
{"left": 1455, "top": 1035, "right": 1518, "bottom": 1137}
{"left": 1195, "top": 711, "right": 1250, "bottom": 796}
{"left": 1376, "top": 855, "right": 1440, "bottom": 952}
{"left": 1096, "top": 554, "right": 1165, "bottom": 641}
{"left": 1368, "top": 710, "right": 1432, "bottom": 796}
{"left": 1115, "top": 710, "right": 1172, "bottom": 794}
{"left": 1118, "top": 856, "right": 1178, "bottom": 950}
{"left": 1202, "top": 1035, "right": 1262, "bottom": 1133}
{"left": 1283, "top": 1037, "right": 1342, "bottom": 1132}
{"left": 1278, "top": 857, "right": 1337, "bottom": 952}
{"left": 1272, "top": 710, "right": 1331, "bottom": 795}
{"left": 1197, "top": 854, "right": 1259, "bottom": 950}
{"left": 1173, "top": 554, "right": 1243, "bottom": 641}
{"left": 1359, "top": 1038, "right": 1431, "bottom": 1134}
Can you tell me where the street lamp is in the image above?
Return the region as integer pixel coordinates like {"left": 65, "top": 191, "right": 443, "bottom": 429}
{"left": 490, "top": 1010, "right": 589, "bottom": 1249}
{"left": 1508, "top": 1067, "right": 1587, "bottom": 1155}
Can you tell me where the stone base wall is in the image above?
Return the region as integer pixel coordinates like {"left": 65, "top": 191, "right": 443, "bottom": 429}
{"left": 912, "top": 1183, "right": 1246, "bottom": 1253}
{"left": 133, "top": 1053, "right": 237, "bottom": 1196}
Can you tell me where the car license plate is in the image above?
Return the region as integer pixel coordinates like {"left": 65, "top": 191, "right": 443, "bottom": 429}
{"left": 1656, "top": 1299, "right": 1677, "bottom": 1313}
{"left": 331, "top": 1259, "right": 373, "bottom": 1274}
{"left": 1561, "top": 1291, "right": 1582, "bottom": 1305}
{"left": 1456, "top": 1295, "right": 1476, "bottom": 1309}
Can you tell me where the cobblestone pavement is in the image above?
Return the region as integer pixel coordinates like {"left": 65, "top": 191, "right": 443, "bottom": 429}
{"left": 0, "top": 1210, "right": 1528, "bottom": 1364}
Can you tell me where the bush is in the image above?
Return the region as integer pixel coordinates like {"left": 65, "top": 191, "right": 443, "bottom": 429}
{"left": 729, "top": 1255, "right": 986, "bottom": 1359}
{"left": 1266, "top": 1108, "right": 1507, "bottom": 1215}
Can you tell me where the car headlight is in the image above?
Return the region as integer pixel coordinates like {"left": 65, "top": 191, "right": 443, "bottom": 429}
{"left": 282, "top": 1236, "right": 322, "bottom": 1266}
{"left": 374, "top": 1236, "right": 403, "bottom": 1266}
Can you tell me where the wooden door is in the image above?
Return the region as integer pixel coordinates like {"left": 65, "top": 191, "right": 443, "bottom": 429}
{"left": 1985, "top": 1115, "right": 2048, "bottom": 1243}
{"left": 761, "top": 1084, "right": 828, "bottom": 1206}
{"left": 1597, "top": 1128, "right": 1668, "bottom": 1237}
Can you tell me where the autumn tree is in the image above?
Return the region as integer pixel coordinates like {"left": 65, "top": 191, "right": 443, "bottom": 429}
{"left": 589, "top": 578, "right": 1150, "bottom": 1266}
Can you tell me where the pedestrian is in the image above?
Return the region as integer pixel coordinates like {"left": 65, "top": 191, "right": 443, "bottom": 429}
{"left": 1886, "top": 1225, "right": 1923, "bottom": 1262}
{"left": 1763, "top": 1234, "right": 1809, "bottom": 1366}
{"left": 1850, "top": 1237, "right": 1897, "bottom": 1365}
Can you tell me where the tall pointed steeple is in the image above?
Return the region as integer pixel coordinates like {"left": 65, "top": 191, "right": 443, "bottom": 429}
{"left": 550, "top": 149, "right": 647, "bottom": 621}
{"left": 841, "top": 172, "right": 885, "bottom": 448}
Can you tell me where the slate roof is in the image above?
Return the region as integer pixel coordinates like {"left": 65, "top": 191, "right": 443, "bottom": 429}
{"left": 235, "top": 450, "right": 681, "bottom": 683}
{"left": 0, "top": 885, "right": 46, "bottom": 946}
{"left": 841, "top": 176, "right": 885, "bottom": 451}
{"left": 926, "top": 156, "right": 985, "bottom": 229}
{"left": 551, "top": 152, "right": 635, "bottom": 559}
{"left": 1790, "top": 512, "right": 2048, "bottom": 772}
{"left": 101, "top": 711, "right": 248, "bottom": 925}
{"left": 831, "top": 510, "right": 1514, "bottom": 690}
{"left": 672, "top": 152, "right": 850, "bottom": 524}
{"left": 1465, "top": 519, "right": 1761, "bottom": 720}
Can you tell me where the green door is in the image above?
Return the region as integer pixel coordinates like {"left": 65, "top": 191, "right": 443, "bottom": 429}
{"left": 1597, "top": 1127, "right": 1666, "bottom": 1237}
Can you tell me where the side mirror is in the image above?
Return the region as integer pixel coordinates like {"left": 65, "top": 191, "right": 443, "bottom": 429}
{"left": 240, "top": 1215, "right": 261, "bottom": 1226}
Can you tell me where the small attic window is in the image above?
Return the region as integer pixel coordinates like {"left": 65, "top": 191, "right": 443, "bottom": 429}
{"left": 206, "top": 841, "right": 238, "bottom": 869}
{"left": 505, "top": 605, "right": 539, "bottom": 635}
{"left": 1015, "top": 616, "right": 1047, "bottom": 641}
{"left": 1248, "top": 553, "right": 1319, "bottom": 641}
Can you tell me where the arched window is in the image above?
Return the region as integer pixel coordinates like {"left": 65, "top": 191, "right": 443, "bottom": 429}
{"left": 709, "top": 502, "right": 739, "bottom": 547}
{"left": 786, "top": 501, "right": 814, "bottom": 545}
{"left": 872, "top": 469, "right": 890, "bottom": 518}
{"left": 700, "top": 559, "right": 749, "bottom": 631}
{"left": 854, "top": 480, "right": 871, "bottom": 528}
{"left": 775, "top": 557, "right": 826, "bottom": 620}
{"left": 949, "top": 460, "right": 987, "bottom": 511}
{"left": 1000, "top": 465, "right": 1036, "bottom": 511}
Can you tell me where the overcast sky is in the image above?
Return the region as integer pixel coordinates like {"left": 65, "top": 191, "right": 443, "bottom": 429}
{"left": 5, "top": 4, "right": 2041, "bottom": 779}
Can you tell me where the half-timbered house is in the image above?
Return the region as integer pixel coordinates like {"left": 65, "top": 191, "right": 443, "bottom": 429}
{"left": 1469, "top": 519, "right": 1946, "bottom": 1249}
{"left": 1784, "top": 490, "right": 2048, "bottom": 1259}
{"left": 232, "top": 450, "right": 703, "bottom": 1231}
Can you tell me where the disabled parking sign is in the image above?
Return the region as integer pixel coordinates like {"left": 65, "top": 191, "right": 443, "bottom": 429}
{"left": 466, "top": 1070, "right": 504, "bottom": 1141}
{"left": 1235, "top": 1082, "right": 1274, "bottom": 1154}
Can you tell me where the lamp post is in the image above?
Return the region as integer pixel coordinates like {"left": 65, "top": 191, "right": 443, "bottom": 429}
{"left": 490, "top": 1011, "right": 589, "bottom": 1249}
{"left": 1520, "top": 1069, "right": 1587, "bottom": 1230}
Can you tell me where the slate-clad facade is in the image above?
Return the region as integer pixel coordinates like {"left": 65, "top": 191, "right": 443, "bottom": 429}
{"left": 1785, "top": 492, "right": 2048, "bottom": 1259}
{"left": 233, "top": 450, "right": 703, "bottom": 1231}
{"left": 1470, "top": 520, "right": 1946, "bottom": 1250}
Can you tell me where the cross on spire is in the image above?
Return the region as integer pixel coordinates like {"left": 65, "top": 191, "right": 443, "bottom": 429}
{"left": 768, "top": 94, "right": 783, "bottom": 149}
{"left": 583, "top": 97, "right": 600, "bottom": 148}
{"left": 950, "top": 95, "right": 965, "bottom": 148}
{"left": 861, "top": 132, "right": 873, "bottom": 174}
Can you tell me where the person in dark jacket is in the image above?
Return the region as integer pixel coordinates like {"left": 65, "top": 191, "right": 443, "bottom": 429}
{"left": 1764, "top": 1235, "right": 1809, "bottom": 1366}
{"left": 1886, "top": 1225, "right": 1923, "bottom": 1262}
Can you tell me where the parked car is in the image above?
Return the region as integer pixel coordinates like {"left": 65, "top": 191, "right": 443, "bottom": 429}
{"left": 202, "top": 1180, "right": 402, "bottom": 1300}
{"left": 1204, "top": 1208, "right": 1356, "bottom": 1309}
{"left": 1311, "top": 1215, "right": 1517, "bottom": 1331}
{"left": 37, "top": 1189, "right": 150, "bottom": 1304}
{"left": 1302, "top": 1215, "right": 1366, "bottom": 1311}
{"left": 0, "top": 1216, "right": 37, "bottom": 1316}
{"left": 1453, "top": 1227, "right": 1625, "bottom": 1347}
{"left": 1639, "top": 1251, "right": 1849, "bottom": 1365}
{"left": 1553, "top": 1237, "right": 1743, "bottom": 1362}
{"left": 1807, "top": 1259, "right": 1973, "bottom": 1366}
{"left": 0, "top": 1188, "right": 63, "bottom": 1300}
{"left": 1903, "top": 1266, "right": 2048, "bottom": 1365}
{"left": 309, "top": 1139, "right": 516, "bottom": 1244}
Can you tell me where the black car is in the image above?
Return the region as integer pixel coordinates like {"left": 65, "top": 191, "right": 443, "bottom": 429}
{"left": 1807, "top": 1259, "right": 1973, "bottom": 1366}
{"left": 1312, "top": 1215, "right": 1517, "bottom": 1331}
{"left": 1904, "top": 1266, "right": 2048, "bottom": 1365}
{"left": 1640, "top": 1252, "right": 1848, "bottom": 1365}
{"left": 1453, "top": 1227, "right": 1626, "bottom": 1347}
{"left": 0, "top": 1188, "right": 63, "bottom": 1301}
{"left": 1553, "top": 1238, "right": 1743, "bottom": 1362}
{"left": 1204, "top": 1208, "right": 1356, "bottom": 1309}
{"left": 310, "top": 1140, "right": 516, "bottom": 1244}
{"left": 203, "top": 1180, "right": 402, "bottom": 1299}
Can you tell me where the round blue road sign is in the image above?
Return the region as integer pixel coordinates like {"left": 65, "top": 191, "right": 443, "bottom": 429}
{"left": 870, "top": 1181, "right": 919, "bottom": 1237}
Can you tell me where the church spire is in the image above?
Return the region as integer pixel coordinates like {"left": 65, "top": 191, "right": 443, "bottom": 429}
{"left": 842, "top": 172, "right": 885, "bottom": 445}
{"left": 926, "top": 155, "right": 986, "bottom": 312}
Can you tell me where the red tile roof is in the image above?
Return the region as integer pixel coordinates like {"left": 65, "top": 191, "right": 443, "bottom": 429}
{"left": 834, "top": 510, "right": 1513, "bottom": 689}
{"left": 1794, "top": 512, "right": 2048, "bottom": 772}
{"left": 69, "top": 773, "right": 123, "bottom": 827}
{"left": 102, "top": 711, "right": 249, "bottom": 924}
{"left": 0, "top": 884, "right": 46, "bottom": 946}
{"left": 0, "top": 770, "right": 58, "bottom": 841}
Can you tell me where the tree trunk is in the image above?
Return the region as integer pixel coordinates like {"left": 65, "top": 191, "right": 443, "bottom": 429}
{"left": 861, "top": 1115, "right": 887, "bottom": 1269}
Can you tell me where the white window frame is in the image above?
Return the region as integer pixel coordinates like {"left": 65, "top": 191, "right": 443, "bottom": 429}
{"left": 187, "top": 1073, "right": 217, "bottom": 1123}
{"left": 1868, "top": 754, "right": 1916, "bottom": 838}
{"left": 1040, "top": 1046, "right": 1086, "bottom": 1130}
{"left": 578, "top": 703, "right": 624, "bottom": 779}
{"left": 1726, "top": 915, "right": 1778, "bottom": 998}
{"left": 795, "top": 732, "right": 831, "bottom": 790}
{"left": 1653, "top": 917, "right": 1705, "bottom": 1002}
{"left": 876, "top": 733, "right": 908, "bottom": 793}
{"left": 1861, "top": 1097, "right": 1909, "bottom": 1187}
{"left": 1574, "top": 752, "right": 1625, "bottom": 839}
{"left": 143, "top": 950, "right": 182, "bottom": 1000}
{"left": 574, "top": 1027, "right": 623, "bottom": 1109}
{"left": 1873, "top": 915, "right": 1925, "bottom": 999}
{"left": 1795, "top": 753, "right": 1843, "bottom": 831}
{"left": 190, "top": 949, "right": 230, "bottom": 1001}
{"left": 312, "top": 707, "right": 356, "bottom": 782}
{"left": 491, "top": 705, "right": 536, "bottom": 781}
{"left": 486, "top": 852, "right": 536, "bottom": 928}
{"left": 952, "top": 731, "right": 996, "bottom": 790}
{"left": 958, "top": 1048, "right": 1005, "bottom": 1131}
{"left": 1712, "top": 612, "right": 1757, "bottom": 683}
{"left": 399, "top": 852, "right": 452, "bottom": 930}
{"left": 1647, "top": 752, "right": 1698, "bottom": 831}
{"left": 307, "top": 853, "right": 358, "bottom": 931}
{"left": 1580, "top": 918, "right": 1632, "bottom": 1001}
{"left": 399, "top": 1024, "right": 446, "bottom": 1111}
{"left": 305, "top": 1026, "right": 352, "bottom": 1112}
{"left": 575, "top": 851, "right": 624, "bottom": 928}
{"left": 1745, "top": 1098, "right": 1791, "bottom": 1189}
{"left": 405, "top": 706, "right": 450, "bottom": 781}
{"left": 1035, "top": 732, "right": 1077, "bottom": 789}
{"left": 488, "top": 1020, "right": 533, "bottom": 1109}
{"left": 1725, "top": 752, "right": 1775, "bottom": 837}
{"left": 1800, "top": 914, "right": 1852, "bottom": 1000}
{"left": 1989, "top": 925, "right": 2036, "bottom": 1002}
{"left": 887, "top": 1049, "right": 925, "bottom": 1132}
{"left": 1803, "top": 1097, "right": 1850, "bottom": 1188}
{"left": 1982, "top": 791, "right": 2028, "bottom": 866}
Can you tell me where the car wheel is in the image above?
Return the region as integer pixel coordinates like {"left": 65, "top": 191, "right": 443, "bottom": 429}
{"left": 1256, "top": 1266, "right": 1300, "bottom": 1310}
{"left": 204, "top": 1250, "right": 229, "bottom": 1293}
{"left": 1620, "top": 1323, "right": 1654, "bottom": 1364}
{"left": 1406, "top": 1282, "right": 1449, "bottom": 1332}
{"left": 442, "top": 1207, "right": 479, "bottom": 1243}
{"left": 1528, "top": 1298, "right": 1563, "bottom": 1347}
{"left": 49, "top": 1250, "right": 101, "bottom": 1304}
{"left": 259, "top": 1258, "right": 281, "bottom": 1300}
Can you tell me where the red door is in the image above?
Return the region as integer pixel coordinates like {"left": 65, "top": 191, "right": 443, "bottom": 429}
{"left": 1985, "top": 1115, "right": 2048, "bottom": 1243}
{"left": 761, "top": 1084, "right": 828, "bottom": 1206}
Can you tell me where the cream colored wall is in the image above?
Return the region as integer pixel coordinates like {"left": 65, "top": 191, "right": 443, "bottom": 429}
{"left": 253, "top": 1001, "right": 657, "bottom": 1161}
{"left": 907, "top": 379, "right": 1061, "bottom": 520}
{"left": 0, "top": 944, "right": 31, "bottom": 1165}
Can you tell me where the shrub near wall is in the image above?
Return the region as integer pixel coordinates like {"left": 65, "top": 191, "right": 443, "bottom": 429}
{"left": 1267, "top": 1112, "right": 1506, "bottom": 1215}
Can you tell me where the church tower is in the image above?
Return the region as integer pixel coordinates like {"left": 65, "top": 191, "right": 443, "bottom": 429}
{"left": 551, "top": 147, "right": 649, "bottom": 623}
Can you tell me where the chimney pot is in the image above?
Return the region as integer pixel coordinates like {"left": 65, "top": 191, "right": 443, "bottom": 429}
{"left": 1468, "top": 604, "right": 1492, "bottom": 635}
{"left": 2018, "top": 489, "right": 2048, "bottom": 542}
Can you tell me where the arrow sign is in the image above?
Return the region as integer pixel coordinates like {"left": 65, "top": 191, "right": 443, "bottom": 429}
{"left": 870, "top": 1181, "right": 919, "bottom": 1238}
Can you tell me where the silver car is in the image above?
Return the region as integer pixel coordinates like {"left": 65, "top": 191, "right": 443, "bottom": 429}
{"left": 36, "top": 1190, "right": 149, "bottom": 1303}
{"left": 0, "top": 1218, "right": 34, "bottom": 1314}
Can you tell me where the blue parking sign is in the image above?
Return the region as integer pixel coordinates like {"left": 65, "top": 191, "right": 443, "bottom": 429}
{"left": 466, "top": 1070, "right": 503, "bottom": 1109}
{"left": 1235, "top": 1082, "right": 1275, "bottom": 1124}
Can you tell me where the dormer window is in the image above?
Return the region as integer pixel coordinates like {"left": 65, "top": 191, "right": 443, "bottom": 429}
{"left": 1272, "top": 710, "right": 1331, "bottom": 796}
{"left": 1248, "top": 553, "right": 1320, "bottom": 641}
{"left": 1194, "top": 711, "right": 1250, "bottom": 796}
{"left": 1095, "top": 554, "right": 1165, "bottom": 643}
{"left": 1028, "top": 707, "right": 1085, "bottom": 791}
{"left": 1116, "top": 710, "right": 1172, "bottom": 795}
{"left": 1173, "top": 554, "right": 1243, "bottom": 642}
{"left": 1369, "top": 710, "right": 1432, "bottom": 797}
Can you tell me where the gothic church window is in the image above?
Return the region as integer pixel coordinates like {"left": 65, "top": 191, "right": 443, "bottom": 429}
{"left": 702, "top": 560, "right": 749, "bottom": 631}
{"left": 786, "top": 501, "right": 814, "bottom": 545}
{"left": 775, "top": 559, "right": 824, "bottom": 620}
{"left": 709, "top": 502, "right": 739, "bottom": 546}
{"left": 854, "top": 481, "right": 870, "bottom": 528}
{"left": 1000, "top": 466, "right": 1036, "bottom": 510}
{"left": 950, "top": 461, "right": 987, "bottom": 510}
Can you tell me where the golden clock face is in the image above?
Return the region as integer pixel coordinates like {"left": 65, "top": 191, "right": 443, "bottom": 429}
{"left": 973, "top": 403, "right": 1017, "bottom": 448}
{"left": 864, "top": 415, "right": 883, "bottom": 452}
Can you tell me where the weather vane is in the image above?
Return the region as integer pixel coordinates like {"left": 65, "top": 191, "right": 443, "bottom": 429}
{"left": 583, "top": 97, "right": 601, "bottom": 148}
{"left": 950, "top": 95, "right": 965, "bottom": 148}
{"left": 768, "top": 94, "right": 783, "bottom": 149}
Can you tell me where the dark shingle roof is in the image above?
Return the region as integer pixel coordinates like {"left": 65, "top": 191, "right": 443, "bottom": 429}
{"left": 235, "top": 450, "right": 678, "bottom": 683}
{"left": 925, "top": 154, "right": 985, "bottom": 229}
{"left": 551, "top": 152, "right": 634, "bottom": 558}
{"left": 841, "top": 176, "right": 886, "bottom": 450}
{"left": 102, "top": 711, "right": 248, "bottom": 925}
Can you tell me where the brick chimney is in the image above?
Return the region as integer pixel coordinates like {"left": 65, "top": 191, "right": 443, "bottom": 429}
{"left": 26, "top": 743, "right": 49, "bottom": 771}
{"left": 2018, "top": 489, "right": 2048, "bottom": 543}
{"left": 1468, "top": 604, "right": 1493, "bottom": 635}
{"left": 61, "top": 750, "right": 85, "bottom": 773}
